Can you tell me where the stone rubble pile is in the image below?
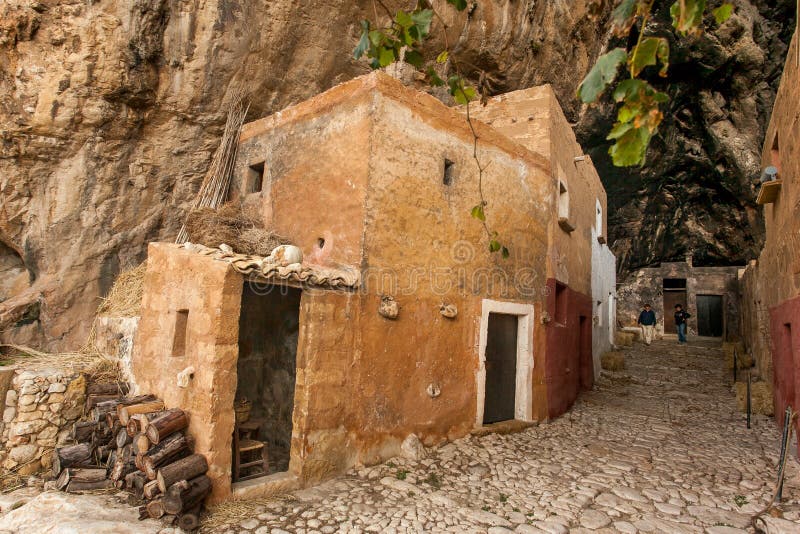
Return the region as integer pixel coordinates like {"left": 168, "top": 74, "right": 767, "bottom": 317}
{"left": 0, "top": 369, "right": 86, "bottom": 474}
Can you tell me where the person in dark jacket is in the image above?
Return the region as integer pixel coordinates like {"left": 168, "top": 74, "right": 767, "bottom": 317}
{"left": 637, "top": 304, "right": 657, "bottom": 345}
{"left": 674, "top": 304, "right": 691, "bottom": 344}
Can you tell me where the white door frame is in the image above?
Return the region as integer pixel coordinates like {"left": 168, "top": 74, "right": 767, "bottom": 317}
{"left": 475, "top": 299, "right": 535, "bottom": 427}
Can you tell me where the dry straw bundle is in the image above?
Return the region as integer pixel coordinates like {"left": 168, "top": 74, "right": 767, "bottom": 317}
{"left": 176, "top": 89, "right": 250, "bottom": 244}
{"left": 96, "top": 262, "right": 146, "bottom": 318}
{"left": 184, "top": 202, "right": 291, "bottom": 256}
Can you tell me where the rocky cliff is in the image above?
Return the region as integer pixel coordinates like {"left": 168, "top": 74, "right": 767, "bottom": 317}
{"left": 0, "top": 0, "right": 794, "bottom": 349}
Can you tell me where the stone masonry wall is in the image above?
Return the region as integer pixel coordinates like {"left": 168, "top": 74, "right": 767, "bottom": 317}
{"left": 0, "top": 368, "right": 86, "bottom": 474}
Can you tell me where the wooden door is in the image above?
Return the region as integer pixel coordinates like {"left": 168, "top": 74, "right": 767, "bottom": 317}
{"left": 663, "top": 291, "right": 687, "bottom": 332}
{"left": 483, "top": 313, "right": 518, "bottom": 424}
{"left": 697, "top": 295, "right": 723, "bottom": 337}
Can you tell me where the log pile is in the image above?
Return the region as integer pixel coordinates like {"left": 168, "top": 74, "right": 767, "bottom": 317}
{"left": 51, "top": 391, "right": 209, "bottom": 531}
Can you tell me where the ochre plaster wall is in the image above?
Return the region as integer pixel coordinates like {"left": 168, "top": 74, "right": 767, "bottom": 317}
{"left": 740, "top": 32, "right": 800, "bottom": 426}
{"left": 131, "top": 243, "right": 243, "bottom": 503}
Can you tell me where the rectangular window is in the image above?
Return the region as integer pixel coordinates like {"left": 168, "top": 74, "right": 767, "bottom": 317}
{"left": 663, "top": 278, "right": 687, "bottom": 289}
{"left": 246, "top": 162, "right": 265, "bottom": 194}
{"left": 443, "top": 159, "right": 455, "bottom": 186}
{"left": 172, "top": 309, "right": 189, "bottom": 357}
{"left": 554, "top": 282, "right": 568, "bottom": 325}
{"left": 558, "top": 181, "right": 569, "bottom": 220}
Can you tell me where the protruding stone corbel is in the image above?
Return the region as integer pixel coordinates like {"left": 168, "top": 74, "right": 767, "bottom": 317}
{"left": 379, "top": 295, "right": 399, "bottom": 319}
{"left": 439, "top": 304, "right": 458, "bottom": 319}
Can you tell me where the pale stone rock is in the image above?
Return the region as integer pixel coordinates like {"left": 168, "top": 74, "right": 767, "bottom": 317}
{"left": 612, "top": 521, "right": 637, "bottom": 533}
{"left": 400, "top": 434, "right": 427, "bottom": 461}
{"left": 3, "top": 406, "right": 15, "bottom": 422}
{"left": 529, "top": 521, "right": 570, "bottom": 534}
{"left": 6, "top": 389, "right": 18, "bottom": 406}
{"left": 10, "top": 419, "right": 47, "bottom": 436}
{"left": 240, "top": 519, "right": 259, "bottom": 529}
{"left": 8, "top": 444, "right": 38, "bottom": 464}
{"left": 458, "top": 508, "right": 512, "bottom": 527}
{"left": 47, "top": 383, "right": 67, "bottom": 393}
{"left": 46, "top": 393, "right": 65, "bottom": 403}
{"left": 580, "top": 509, "right": 611, "bottom": 529}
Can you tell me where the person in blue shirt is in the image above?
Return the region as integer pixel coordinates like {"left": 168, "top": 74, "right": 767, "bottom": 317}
{"left": 637, "top": 304, "right": 657, "bottom": 345}
{"left": 674, "top": 304, "right": 691, "bottom": 344}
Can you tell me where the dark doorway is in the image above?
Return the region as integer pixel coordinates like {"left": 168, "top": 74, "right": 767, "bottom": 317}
{"left": 483, "top": 313, "right": 518, "bottom": 424}
{"left": 697, "top": 295, "right": 723, "bottom": 337}
{"left": 663, "top": 278, "right": 687, "bottom": 332}
{"left": 234, "top": 284, "right": 301, "bottom": 481}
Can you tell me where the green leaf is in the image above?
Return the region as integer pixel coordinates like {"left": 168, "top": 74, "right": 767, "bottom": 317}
{"left": 577, "top": 48, "right": 627, "bottom": 103}
{"left": 369, "top": 30, "right": 384, "bottom": 47}
{"left": 395, "top": 10, "right": 414, "bottom": 29}
{"left": 653, "top": 91, "right": 670, "bottom": 103}
{"left": 670, "top": 0, "right": 706, "bottom": 35}
{"left": 608, "top": 126, "right": 651, "bottom": 167}
{"left": 611, "top": 0, "right": 637, "bottom": 31}
{"left": 607, "top": 121, "right": 635, "bottom": 140}
{"left": 436, "top": 50, "right": 449, "bottom": 64}
{"left": 411, "top": 9, "right": 434, "bottom": 38}
{"left": 353, "top": 20, "right": 370, "bottom": 59}
{"left": 404, "top": 49, "right": 424, "bottom": 68}
{"left": 612, "top": 78, "right": 646, "bottom": 102}
{"left": 489, "top": 240, "right": 501, "bottom": 253}
{"left": 501, "top": 246, "right": 510, "bottom": 259}
{"left": 471, "top": 204, "right": 486, "bottom": 221}
{"left": 629, "top": 37, "right": 669, "bottom": 77}
{"left": 712, "top": 3, "right": 733, "bottom": 24}
{"left": 426, "top": 67, "right": 445, "bottom": 86}
{"left": 378, "top": 46, "right": 396, "bottom": 67}
{"left": 656, "top": 38, "right": 670, "bottom": 76}
{"left": 446, "top": 0, "right": 468, "bottom": 11}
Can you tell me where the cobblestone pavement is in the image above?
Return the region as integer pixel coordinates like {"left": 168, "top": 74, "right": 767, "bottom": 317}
{"left": 204, "top": 340, "right": 800, "bottom": 534}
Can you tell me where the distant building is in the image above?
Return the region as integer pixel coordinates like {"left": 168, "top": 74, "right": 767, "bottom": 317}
{"left": 739, "top": 30, "right": 799, "bottom": 422}
{"left": 131, "top": 72, "right": 614, "bottom": 502}
{"left": 617, "top": 260, "right": 741, "bottom": 340}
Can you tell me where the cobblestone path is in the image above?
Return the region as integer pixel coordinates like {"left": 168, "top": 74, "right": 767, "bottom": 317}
{"left": 204, "top": 340, "right": 800, "bottom": 534}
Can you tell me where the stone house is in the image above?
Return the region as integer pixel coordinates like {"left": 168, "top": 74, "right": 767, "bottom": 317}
{"left": 131, "top": 72, "right": 613, "bottom": 502}
{"left": 617, "top": 259, "right": 741, "bottom": 340}
{"left": 739, "top": 30, "right": 800, "bottom": 422}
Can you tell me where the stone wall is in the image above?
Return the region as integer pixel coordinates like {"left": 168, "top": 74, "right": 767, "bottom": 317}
{"left": 0, "top": 367, "right": 86, "bottom": 474}
{"left": 739, "top": 31, "right": 800, "bottom": 424}
{"left": 617, "top": 261, "right": 741, "bottom": 340}
{"left": 591, "top": 225, "right": 617, "bottom": 376}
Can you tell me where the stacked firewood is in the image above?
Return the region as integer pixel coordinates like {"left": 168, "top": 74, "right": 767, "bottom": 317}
{"left": 52, "top": 388, "right": 210, "bottom": 531}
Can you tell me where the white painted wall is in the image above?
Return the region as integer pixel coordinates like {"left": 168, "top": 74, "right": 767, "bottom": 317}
{"left": 591, "top": 226, "right": 617, "bottom": 379}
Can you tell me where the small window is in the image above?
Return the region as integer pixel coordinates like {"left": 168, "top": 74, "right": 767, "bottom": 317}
{"left": 663, "top": 278, "right": 687, "bottom": 290}
{"left": 596, "top": 300, "right": 603, "bottom": 327}
{"left": 595, "top": 199, "right": 603, "bottom": 236}
{"left": 554, "top": 282, "right": 568, "bottom": 324}
{"left": 770, "top": 133, "right": 780, "bottom": 175}
{"left": 558, "top": 181, "right": 569, "bottom": 220}
{"left": 172, "top": 309, "right": 189, "bottom": 357}
{"left": 246, "top": 162, "right": 265, "bottom": 194}
{"left": 443, "top": 159, "right": 455, "bottom": 186}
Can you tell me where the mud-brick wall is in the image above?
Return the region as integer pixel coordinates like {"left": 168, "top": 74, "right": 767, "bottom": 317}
{"left": 0, "top": 368, "right": 86, "bottom": 474}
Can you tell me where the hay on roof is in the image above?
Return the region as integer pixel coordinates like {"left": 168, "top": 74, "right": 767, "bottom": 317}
{"left": 184, "top": 201, "right": 291, "bottom": 256}
{"left": 96, "top": 263, "right": 146, "bottom": 318}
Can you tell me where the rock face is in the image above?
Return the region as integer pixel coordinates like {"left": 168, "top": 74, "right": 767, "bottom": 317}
{"left": 577, "top": 0, "right": 797, "bottom": 275}
{"left": 0, "top": 0, "right": 794, "bottom": 348}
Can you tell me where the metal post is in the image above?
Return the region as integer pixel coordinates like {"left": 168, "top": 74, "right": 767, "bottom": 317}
{"left": 776, "top": 406, "right": 792, "bottom": 502}
{"left": 746, "top": 370, "right": 751, "bottom": 429}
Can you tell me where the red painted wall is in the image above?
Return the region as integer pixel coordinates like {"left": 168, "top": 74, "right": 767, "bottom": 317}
{"left": 544, "top": 278, "right": 593, "bottom": 418}
{"left": 769, "top": 294, "right": 800, "bottom": 437}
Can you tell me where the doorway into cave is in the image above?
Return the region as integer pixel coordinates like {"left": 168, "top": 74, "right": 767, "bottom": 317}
{"left": 233, "top": 283, "right": 301, "bottom": 482}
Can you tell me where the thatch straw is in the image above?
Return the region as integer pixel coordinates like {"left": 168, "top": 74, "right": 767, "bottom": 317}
{"left": 601, "top": 351, "right": 626, "bottom": 371}
{"left": 0, "top": 343, "right": 124, "bottom": 384}
{"left": 176, "top": 90, "right": 249, "bottom": 244}
{"left": 184, "top": 202, "right": 291, "bottom": 256}
{"left": 96, "top": 263, "right": 146, "bottom": 318}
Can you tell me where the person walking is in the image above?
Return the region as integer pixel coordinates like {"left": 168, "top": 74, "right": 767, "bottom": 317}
{"left": 674, "top": 304, "right": 691, "bottom": 344}
{"left": 637, "top": 304, "right": 656, "bottom": 345}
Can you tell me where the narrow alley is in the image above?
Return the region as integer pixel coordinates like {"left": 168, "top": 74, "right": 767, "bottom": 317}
{"left": 204, "top": 340, "right": 800, "bottom": 533}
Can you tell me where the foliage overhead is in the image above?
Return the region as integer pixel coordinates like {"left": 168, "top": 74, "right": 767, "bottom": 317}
{"left": 579, "top": 0, "right": 734, "bottom": 166}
